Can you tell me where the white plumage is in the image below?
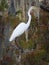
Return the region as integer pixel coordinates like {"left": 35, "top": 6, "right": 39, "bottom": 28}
{"left": 9, "top": 6, "right": 39, "bottom": 42}
{"left": 9, "top": 23, "right": 27, "bottom": 41}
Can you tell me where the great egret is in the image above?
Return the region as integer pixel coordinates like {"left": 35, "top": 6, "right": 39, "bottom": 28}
{"left": 9, "top": 6, "right": 39, "bottom": 42}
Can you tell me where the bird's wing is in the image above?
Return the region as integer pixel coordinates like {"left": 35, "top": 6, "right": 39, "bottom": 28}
{"left": 9, "top": 22, "right": 26, "bottom": 41}
{"left": 13, "top": 22, "right": 26, "bottom": 35}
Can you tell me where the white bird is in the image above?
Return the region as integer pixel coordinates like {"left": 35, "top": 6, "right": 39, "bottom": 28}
{"left": 9, "top": 6, "right": 39, "bottom": 42}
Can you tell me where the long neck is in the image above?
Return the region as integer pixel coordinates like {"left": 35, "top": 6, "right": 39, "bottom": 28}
{"left": 27, "top": 11, "right": 31, "bottom": 27}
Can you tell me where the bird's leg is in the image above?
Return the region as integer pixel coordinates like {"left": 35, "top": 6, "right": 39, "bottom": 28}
{"left": 15, "top": 38, "right": 23, "bottom": 53}
{"left": 25, "top": 30, "right": 28, "bottom": 42}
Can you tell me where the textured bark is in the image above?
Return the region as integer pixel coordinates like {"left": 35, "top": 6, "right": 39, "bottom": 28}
{"left": 0, "top": 16, "right": 5, "bottom": 59}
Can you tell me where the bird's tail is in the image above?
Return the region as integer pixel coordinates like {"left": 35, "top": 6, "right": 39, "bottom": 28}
{"left": 9, "top": 35, "right": 14, "bottom": 42}
{"left": 9, "top": 37, "right": 12, "bottom": 42}
{"left": 9, "top": 33, "right": 16, "bottom": 42}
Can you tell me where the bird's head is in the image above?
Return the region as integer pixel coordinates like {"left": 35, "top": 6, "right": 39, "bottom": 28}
{"left": 28, "top": 6, "right": 40, "bottom": 19}
{"left": 28, "top": 6, "right": 39, "bottom": 14}
{"left": 28, "top": 6, "right": 35, "bottom": 14}
{"left": 28, "top": 6, "right": 33, "bottom": 14}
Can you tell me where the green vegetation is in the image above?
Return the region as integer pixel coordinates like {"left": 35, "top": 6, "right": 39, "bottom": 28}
{"left": 0, "top": 0, "right": 8, "bottom": 11}
{"left": 0, "top": 0, "right": 49, "bottom": 65}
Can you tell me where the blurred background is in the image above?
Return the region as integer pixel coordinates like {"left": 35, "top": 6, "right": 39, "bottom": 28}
{"left": 0, "top": 0, "right": 49, "bottom": 65}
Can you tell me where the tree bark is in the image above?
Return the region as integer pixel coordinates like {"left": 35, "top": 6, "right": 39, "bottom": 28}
{"left": 0, "top": 16, "right": 5, "bottom": 59}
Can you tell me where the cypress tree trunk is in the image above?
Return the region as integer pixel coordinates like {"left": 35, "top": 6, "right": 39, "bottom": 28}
{"left": 0, "top": 15, "right": 10, "bottom": 59}
{"left": 43, "top": 0, "right": 46, "bottom": 4}
{"left": 35, "top": 0, "right": 39, "bottom": 7}
{"left": 0, "top": 16, "right": 5, "bottom": 59}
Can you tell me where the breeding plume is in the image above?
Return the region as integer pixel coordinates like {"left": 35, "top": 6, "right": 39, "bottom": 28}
{"left": 9, "top": 6, "right": 39, "bottom": 42}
